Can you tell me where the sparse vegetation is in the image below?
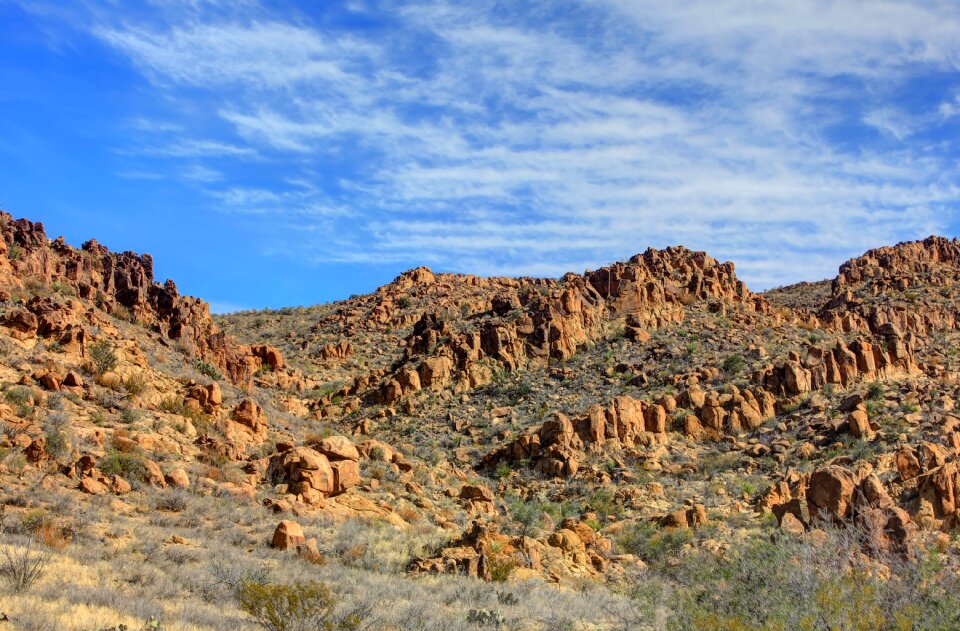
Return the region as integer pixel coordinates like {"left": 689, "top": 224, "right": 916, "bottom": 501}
{"left": 721, "top": 353, "right": 746, "bottom": 376}
{"left": 1, "top": 539, "right": 51, "bottom": 592}
{"left": 90, "top": 339, "right": 118, "bottom": 374}
{"left": 237, "top": 580, "right": 359, "bottom": 631}
{"left": 194, "top": 359, "right": 223, "bottom": 380}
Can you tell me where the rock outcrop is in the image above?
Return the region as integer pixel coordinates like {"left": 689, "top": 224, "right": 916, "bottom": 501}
{"left": 0, "top": 212, "right": 283, "bottom": 384}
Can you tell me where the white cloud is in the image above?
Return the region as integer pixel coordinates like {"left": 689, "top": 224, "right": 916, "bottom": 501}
{"left": 88, "top": 0, "right": 960, "bottom": 289}
{"left": 181, "top": 164, "right": 222, "bottom": 182}
{"left": 135, "top": 138, "right": 257, "bottom": 158}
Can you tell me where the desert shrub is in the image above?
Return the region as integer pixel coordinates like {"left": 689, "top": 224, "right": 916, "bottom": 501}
{"left": 1, "top": 539, "right": 51, "bottom": 592}
{"left": 44, "top": 428, "right": 69, "bottom": 459}
{"left": 193, "top": 359, "right": 223, "bottom": 381}
{"left": 721, "top": 354, "right": 746, "bottom": 376}
{"left": 505, "top": 498, "right": 545, "bottom": 536}
{"left": 5, "top": 385, "right": 32, "bottom": 405}
{"left": 211, "top": 560, "right": 272, "bottom": 593}
{"left": 98, "top": 450, "right": 148, "bottom": 482}
{"left": 123, "top": 373, "right": 148, "bottom": 396}
{"left": 615, "top": 521, "right": 692, "bottom": 565}
{"left": 50, "top": 281, "right": 74, "bottom": 296}
{"left": 496, "top": 591, "right": 519, "bottom": 606}
{"left": 152, "top": 488, "right": 191, "bottom": 513}
{"left": 467, "top": 608, "right": 506, "bottom": 628}
{"left": 488, "top": 557, "right": 517, "bottom": 583}
{"left": 160, "top": 396, "right": 186, "bottom": 415}
{"left": 237, "top": 580, "right": 365, "bottom": 631}
{"left": 587, "top": 487, "right": 620, "bottom": 520}
{"left": 120, "top": 406, "right": 143, "bottom": 424}
{"left": 867, "top": 381, "right": 885, "bottom": 400}
{"left": 5, "top": 385, "right": 34, "bottom": 416}
{"left": 90, "top": 339, "right": 118, "bottom": 374}
{"left": 397, "top": 296, "right": 413, "bottom": 309}
{"left": 494, "top": 462, "right": 511, "bottom": 479}
{"left": 665, "top": 530, "right": 960, "bottom": 631}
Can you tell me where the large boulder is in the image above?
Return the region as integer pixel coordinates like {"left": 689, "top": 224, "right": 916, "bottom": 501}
{"left": 314, "top": 435, "right": 360, "bottom": 462}
{"left": 271, "top": 520, "right": 305, "bottom": 550}
{"left": 807, "top": 466, "right": 858, "bottom": 522}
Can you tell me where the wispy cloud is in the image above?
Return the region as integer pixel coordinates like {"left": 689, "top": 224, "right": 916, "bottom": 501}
{"left": 136, "top": 139, "right": 257, "bottom": 158}
{"left": 75, "top": 1, "right": 960, "bottom": 289}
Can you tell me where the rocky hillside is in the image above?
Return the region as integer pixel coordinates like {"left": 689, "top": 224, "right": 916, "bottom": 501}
{"left": 2, "top": 210, "right": 960, "bottom": 630}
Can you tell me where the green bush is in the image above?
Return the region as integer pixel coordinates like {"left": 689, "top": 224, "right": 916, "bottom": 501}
{"left": 237, "top": 580, "right": 365, "bottom": 631}
{"left": 662, "top": 531, "right": 960, "bottom": 631}
{"left": 721, "top": 354, "right": 746, "bottom": 376}
{"left": 123, "top": 374, "right": 147, "bottom": 396}
{"left": 5, "top": 386, "right": 32, "bottom": 406}
{"left": 488, "top": 557, "right": 517, "bottom": 583}
{"left": 867, "top": 381, "right": 885, "bottom": 400}
{"left": 193, "top": 359, "right": 223, "bottom": 381}
{"left": 98, "top": 450, "right": 148, "bottom": 483}
{"left": 615, "top": 521, "right": 692, "bottom": 564}
{"left": 467, "top": 609, "right": 507, "bottom": 628}
{"left": 44, "top": 429, "right": 69, "bottom": 459}
{"left": 90, "top": 339, "right": 118, "bottom": 375}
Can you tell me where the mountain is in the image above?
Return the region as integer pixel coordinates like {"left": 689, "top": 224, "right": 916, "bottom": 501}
{"left": 2, "top": 210, "right": 960, "bottom": 629}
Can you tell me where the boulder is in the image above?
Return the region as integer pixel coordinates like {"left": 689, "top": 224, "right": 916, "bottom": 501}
{"left": 165, "top": 468, "right": 190, "bottom": 488}
{"left": 314, "top": 435, "right": 360, "bottom": 461}
{"left": 271, "top": 520, "right": 306, "bottom": 550}
{"left": 807, "top": 466, "right": 858, "bottom": 522}
{"left": 459, "top": 484, "right": 495, "bottom": 503}
{"left": 847, "top": 410, "right": 874, "bottom": 439}
{"left": 330, "top": 459, "right": 361, "bottom": 494}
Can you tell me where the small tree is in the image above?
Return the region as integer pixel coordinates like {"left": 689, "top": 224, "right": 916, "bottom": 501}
{"left": 90, "top": 339, "right": 118, "bottom": 375}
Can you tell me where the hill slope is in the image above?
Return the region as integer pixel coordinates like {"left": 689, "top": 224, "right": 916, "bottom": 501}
{"left": 1, "top": 210, "right": 960, "bottom": 629}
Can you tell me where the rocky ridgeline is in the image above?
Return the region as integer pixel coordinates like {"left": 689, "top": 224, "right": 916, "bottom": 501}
{"left": 585, "top": 246, "right": 768, "bottom": 324}
{"left": 816, "top": 236, "right": 960, "bottom": 337}
{"left": 833, "top": 236, "right": 960, "bottom": 291}
{"left": 317, "top": 246, "right": 767, "bottom": 414}
{"left": 758, "top": 325, "right": 919, "bottom": 397}
{"left": 485, "top": 327, "right": 920, "bottom": 478}
{"left": 0, "top": 212, "right": 282, "bottom": 384}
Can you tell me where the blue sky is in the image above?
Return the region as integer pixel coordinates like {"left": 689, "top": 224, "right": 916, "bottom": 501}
{"left": 1, "top": 1, "right": 958, "bottom": 312}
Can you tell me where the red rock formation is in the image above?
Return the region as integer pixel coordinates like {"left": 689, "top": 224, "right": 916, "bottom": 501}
{"left": 819, "top": 236, "right": 960, "bottom": 337}
{"left": 0, "top": 212, "right": 282, "bottom": 384}
{"left": 484, "top": 395, "right": 667, "bottom": 477}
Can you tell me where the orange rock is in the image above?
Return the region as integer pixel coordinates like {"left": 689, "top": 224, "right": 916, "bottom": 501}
{"left": 330, "top": 460, "right": 360, "bottom": 494}
{"left": 314, "top": 436, "right": 360, "bottom": 461}
{"left": 79, "top": 477, "right": 108, "bottom": 495}
{"left": 848, "top": 410, "right": 874, "bottom": 439}
{"left": 807, "top": 466, "right": 858, "bottom": 522}
{"left": 165, "top": 468, "right": 190, "bottom": 488}
{"left": 271, "top": 520, "right": 306, "bottom": 550}
{"left": 459, "top": 484, "right": 495, "bottom": 503}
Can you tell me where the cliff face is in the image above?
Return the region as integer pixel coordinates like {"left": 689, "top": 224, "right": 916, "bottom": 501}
{"left": 0, "top": 212, "right": 277, "bottom": 383}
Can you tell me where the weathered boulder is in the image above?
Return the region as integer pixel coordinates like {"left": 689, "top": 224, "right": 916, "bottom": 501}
{"left": 271, "top": 520, "right": 306, "bottom": 550}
